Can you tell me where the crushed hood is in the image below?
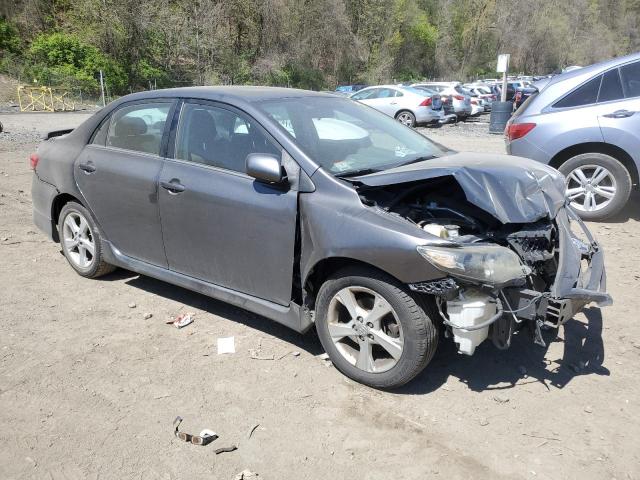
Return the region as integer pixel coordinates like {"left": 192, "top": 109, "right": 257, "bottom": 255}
{"left": 353, "top": 152, "right": 567, "bottom": 223}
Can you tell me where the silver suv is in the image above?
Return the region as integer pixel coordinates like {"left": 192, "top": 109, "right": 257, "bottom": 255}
{"left": 506, "top": 52, "right": 640, "bottom": 220}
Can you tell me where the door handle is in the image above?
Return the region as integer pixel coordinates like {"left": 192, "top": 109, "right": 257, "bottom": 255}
{"left": 160, "top": 180, "right": 185, "bottom": 194}
{"left": 78, "top": 162, "right": 96, "bottom": 173}
{"left": 603, "top": 109, "right": 635, "bottom": 119}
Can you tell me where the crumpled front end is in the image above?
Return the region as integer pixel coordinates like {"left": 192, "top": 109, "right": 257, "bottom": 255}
{"left": 351, "top": 153, "right": 611, "bottom": 355}
{"left": 410, "top": 205, "right": 611, "bottom": 355}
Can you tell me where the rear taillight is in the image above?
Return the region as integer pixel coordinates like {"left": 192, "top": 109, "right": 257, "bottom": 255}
{"left": 505, "top": 122, "right": 536, "bottom": 141}
{"left": 29, "top": 153, "right": 39, "bottom": 170}
{"left": 419, "top": 97, "right": 433, "bottom": 107}
{"left": 453, "top": 95, "right": 464, "bottom": 101}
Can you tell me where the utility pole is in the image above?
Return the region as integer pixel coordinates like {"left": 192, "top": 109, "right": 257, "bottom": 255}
{"left": 99, "top": 70, "right": 106, "bottom": 107}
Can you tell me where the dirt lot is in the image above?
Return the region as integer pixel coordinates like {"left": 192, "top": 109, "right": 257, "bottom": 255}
{"left": 1, "top": 112, "right": 639, "bottom": 480}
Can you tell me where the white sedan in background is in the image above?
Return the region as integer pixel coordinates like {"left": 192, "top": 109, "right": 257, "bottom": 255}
{"left": 350, "top": 85, "right": 444, "bottom": 127}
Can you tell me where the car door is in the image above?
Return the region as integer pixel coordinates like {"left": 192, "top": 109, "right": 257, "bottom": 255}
{"left": 74, "top": 100, "right": 175, "bottom": 267}
{"left": 598, "top": 61, "right": 640, "bottom": 166}
{"left": 158, "top": 100, "right": 298, "bottom": 306}
{"left": 365, "top": 88, "right": 399, "bottom": 117}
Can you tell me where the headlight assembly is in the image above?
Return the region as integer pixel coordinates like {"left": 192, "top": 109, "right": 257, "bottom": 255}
{"left": 417, "top": 244, "right": 530, "bottom": 286}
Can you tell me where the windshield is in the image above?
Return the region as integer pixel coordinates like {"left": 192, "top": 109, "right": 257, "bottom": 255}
{"left": 256, "top": 96, "right": 447, "bottom": 176}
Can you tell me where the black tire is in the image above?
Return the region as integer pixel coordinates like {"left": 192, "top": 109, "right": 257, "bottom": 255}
{"left": 58, "top": 202, "right": 116, "bottom": 278}
{"left": 558, "top": 152, "right": 632, "bottom": 221}
{"left": 315, "top": 266, "right": 438, "bottom": 389}
{"left": 395, "top": 110, "right": 416, "bottom": 128}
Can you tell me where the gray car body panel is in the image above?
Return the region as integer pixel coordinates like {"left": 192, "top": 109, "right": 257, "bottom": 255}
{"left": 31, "top": 86, "right": 609, "bottom": 335}
{"left": 506, "top": 52, "right": 640, "bottom": 179}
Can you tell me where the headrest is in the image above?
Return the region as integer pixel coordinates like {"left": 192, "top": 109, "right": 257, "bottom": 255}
{"left": 115, "top": 116, "right": 147, "bottom": 136}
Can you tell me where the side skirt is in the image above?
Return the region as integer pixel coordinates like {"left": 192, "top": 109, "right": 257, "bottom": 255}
{"left": 101, "top": 240, "right": 313, "bottom": 333}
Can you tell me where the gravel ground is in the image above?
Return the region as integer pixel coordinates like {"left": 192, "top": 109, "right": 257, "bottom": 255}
{"left": 0, "top": 111, "right": 639, "bottom": 480}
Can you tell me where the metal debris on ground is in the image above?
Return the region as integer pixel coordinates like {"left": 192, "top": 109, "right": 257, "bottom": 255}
{"left": 235, "top": 469, "right": 259, "bottom": 479}
{"left": 173, "top": 416, "right": 218, "bottom": 446}
{"left": 167, "top": 313, "right": 195, "bottom": 329}
{"left": 217, "top": 336, "right": 235, "bottom": 354}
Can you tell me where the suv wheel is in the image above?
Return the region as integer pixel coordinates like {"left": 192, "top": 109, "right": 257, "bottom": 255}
{"left": 395, "top": 110, "right": 416, "bottom": 128}
{"left": 559, "top": 153, "right": 632, "bottom": 220}
{"left": 58, "top": 202, "right": 116, "bottom": 278}
{"left": 315, "top": 267, "right": 438, "bottom": 389}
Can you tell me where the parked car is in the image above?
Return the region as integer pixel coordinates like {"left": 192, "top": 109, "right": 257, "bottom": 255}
{"left": 464, "top": 84, "right": 496, "bottom": 110}
{"left": 506, "top": 52, "right": 640, "bottom": 220}
{"left": 350, "top": 85, "right": 444, "bottom": 127}
{"left": 514, "top": 85, "right": 538, "bottom": 109}
{"left": 413, "top": 82, "right": 472, "bottom": 119}
{"left": 412, "top": 85, "right": 457, "bottom": 123}
{"left": 335, "top": 84, "right": 368, "bottom": 94}
{"left": 31, "top": 87, "right": 610, "bottom": 389}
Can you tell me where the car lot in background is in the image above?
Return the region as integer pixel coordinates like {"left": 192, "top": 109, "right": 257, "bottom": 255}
{"left": 350, "top": 85, "right": 444, "bottom": 127}
{"left": 506, "top": 52, "right": 640, "bottom": 220}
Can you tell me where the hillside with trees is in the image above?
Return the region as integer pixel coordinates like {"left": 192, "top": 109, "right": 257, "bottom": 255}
{"left": 1, "top": 0, "right": 639, "bottom": 97}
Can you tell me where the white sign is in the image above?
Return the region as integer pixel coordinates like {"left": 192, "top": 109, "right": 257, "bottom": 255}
{"left": 497, "top": 54, "right": 510, "bottom": 73}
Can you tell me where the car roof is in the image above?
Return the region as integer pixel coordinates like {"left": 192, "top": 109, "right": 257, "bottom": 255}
{"left": 110, "top": 86, "right": 333, "bottom": 106}
{"left": 545, "top": 51, "right": 640, "bottom": 89}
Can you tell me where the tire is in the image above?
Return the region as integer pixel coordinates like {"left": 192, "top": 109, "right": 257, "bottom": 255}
{"left": 315, "top": 266, "right": 438, "bottom": 389}
{"left": 395, "top": 110, "right": 416, "bottom": 128}
{"left": 58, "top": 201, "right": 116, "bottom": 278}
{"left": 558, "top": 153, "right": 632, "bottom": 221}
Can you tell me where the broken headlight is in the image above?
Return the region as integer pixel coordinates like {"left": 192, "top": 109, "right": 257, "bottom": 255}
{"left": 417, "top": 244, "right": 530, "bottom": 286}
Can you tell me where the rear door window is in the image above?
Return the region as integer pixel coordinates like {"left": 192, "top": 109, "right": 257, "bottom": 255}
{"left": 351, "top": 89, "right": 378, "bottom": 100}
{"left": 620, "top": 61, "right": 640, "bottom": 98}
{"left": 553, "top": 75, "right": 602, "bottom": 108}
{"left": 106, "top": 103, "right": 171, "bottom": 155}
{"left": 598, "top": 69, "right": 624, "bottom": 102}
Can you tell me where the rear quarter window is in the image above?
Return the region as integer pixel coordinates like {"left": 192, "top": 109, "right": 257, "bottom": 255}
{"left": 553, "top": 75, "right": 602, "bottom": 108}
{"left": 620, "top": 61, "right": 640, "bottom": 98}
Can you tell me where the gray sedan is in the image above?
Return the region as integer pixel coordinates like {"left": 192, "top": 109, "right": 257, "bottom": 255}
{"left": 31, "top": 87, "right": 610, "bottom": 388}
{"left": 506, "top": 52, "right": 640, "bottom": 220}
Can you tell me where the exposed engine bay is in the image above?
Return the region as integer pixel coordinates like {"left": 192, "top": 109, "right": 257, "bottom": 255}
{"left": 355, "top": 176, "right": 610, "bottom": 355}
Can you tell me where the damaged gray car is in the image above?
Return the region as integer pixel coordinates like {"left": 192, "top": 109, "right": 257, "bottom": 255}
{"left": 31, "top": 87, "right": 611, "bottom": 388}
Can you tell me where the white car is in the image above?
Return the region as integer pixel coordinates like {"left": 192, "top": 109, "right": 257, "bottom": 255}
{"left": 350, "top": 85, "right": 444, "bottom": 127}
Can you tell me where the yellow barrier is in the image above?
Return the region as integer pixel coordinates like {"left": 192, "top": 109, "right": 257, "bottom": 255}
{"left": 17, "top": 86, "right": 75, "bottom": 112}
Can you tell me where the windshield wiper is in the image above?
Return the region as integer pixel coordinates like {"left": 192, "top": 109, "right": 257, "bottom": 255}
{"left": 335, "top": 168, "right": 381, "bottom": 178}
{"left": 394, "top": 154, "right": 437, "bottom": 168}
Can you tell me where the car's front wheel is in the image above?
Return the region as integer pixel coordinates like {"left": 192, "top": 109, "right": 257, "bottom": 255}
{"left": 58, "top": 202, "right": 116, "bottom": 278}
{"left": 395, "top": 110, "right": 416, "bottom": 128}
{"left": 559, "top": 153, "right": 632, "bottom": 220}
{"left": 315, "top": 267, "right": 438, "bottom": 389}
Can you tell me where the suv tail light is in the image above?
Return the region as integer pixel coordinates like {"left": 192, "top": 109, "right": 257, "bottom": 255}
{"left": 505, "top": 122, "right": 536, "bottom": 141}
{"left": 453, "top": 95, "right": 464, "bottom": 101}
{"left": 419, "top": 97, "right": 432, "bottom": 107}
{"left": 29, "top": 153, "right": 39, "bottom": 170}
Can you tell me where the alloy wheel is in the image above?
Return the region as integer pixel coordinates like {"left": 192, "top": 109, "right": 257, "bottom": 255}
{"left": 326, "top": 286, "right": 404, "bottom": 373}
{"left": 396, "top": 112, "right": 414, "bottom": 127}
{"left": 565, "top": 164, "right": 617, "bottom": 212}
{"left": 62, "top": 211, "right": 96, "bottom": 269}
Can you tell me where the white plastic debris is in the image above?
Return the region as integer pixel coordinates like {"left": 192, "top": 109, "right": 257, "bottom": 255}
{"left": 167, "top": 313, "right": 194, "bottom": 329}
{"left": 217, "top": 337, "right": 235, "bottom": 354}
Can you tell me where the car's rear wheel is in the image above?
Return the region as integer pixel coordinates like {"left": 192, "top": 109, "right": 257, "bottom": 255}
{"left": 315, "top": 267, "right": 438, "bottom": 389}
{"left": 559, "top": 153, "right": 632, "bottom": 220}
{"left": 395, "top": 110, "right": 416, "bottom": 128}
{"left": 58, "top": 202, "right": 116, "bottom": 278}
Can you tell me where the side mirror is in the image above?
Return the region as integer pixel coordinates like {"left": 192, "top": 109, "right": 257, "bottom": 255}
{"left": 246, "top": 153, "right": 285, "bottom": 184}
